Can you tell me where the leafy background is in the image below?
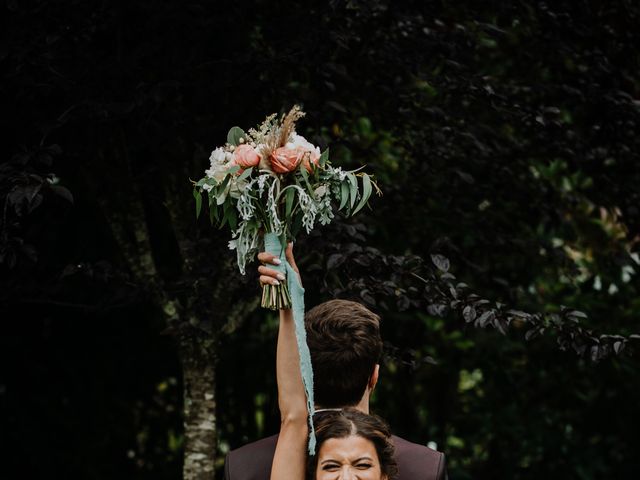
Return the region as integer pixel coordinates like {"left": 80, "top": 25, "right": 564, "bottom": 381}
{"left": 1, "top": 0, "right": 639, "bottom": 479}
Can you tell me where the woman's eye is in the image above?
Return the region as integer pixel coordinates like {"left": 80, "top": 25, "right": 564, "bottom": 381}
{"left": 322, "top": 464, "right": 340, "bottom": 471}
{"left": 356, "top": 463, "right": 373, "bottom": 469}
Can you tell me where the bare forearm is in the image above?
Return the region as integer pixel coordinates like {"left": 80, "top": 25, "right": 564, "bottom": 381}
{"left": 271, "top": 421, "right": 307, "bottom": 480}
{"left": 276, "top": 308, "right": 309, "bottom": 422}
{"left": 271, "top": 308, "right": 309, "bottom": 480}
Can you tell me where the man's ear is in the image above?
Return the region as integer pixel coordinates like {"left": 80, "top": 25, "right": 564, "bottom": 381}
{"left": 368, "top": 364, "right": 380, "bottom": 391}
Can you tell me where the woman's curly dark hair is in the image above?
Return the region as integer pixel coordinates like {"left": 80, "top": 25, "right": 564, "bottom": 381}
{"left": 307, "top": 408, "right": 398, "bottom": 480}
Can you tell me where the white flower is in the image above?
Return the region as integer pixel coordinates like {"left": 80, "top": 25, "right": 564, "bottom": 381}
{"left": 205, "top": 167, "right": 228, "bottom": 182}
{"left": 327, "top": 166, "right": 347, "bottom": 181}
{"left": 209, "top": 147, "right": 227, "bottom": 167}
{"left": 287, "top": 132, "right": 321, "bottom": 157}
{"left": 206, "top": 147, "right": 233, "bottom": 181}
{"left": 203, "top": 183, "right": 213, "bottom": 192}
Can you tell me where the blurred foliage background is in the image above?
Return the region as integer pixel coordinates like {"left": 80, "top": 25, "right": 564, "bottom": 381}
{"left": 1, "top": 0, "right": 639, "bottom": 479}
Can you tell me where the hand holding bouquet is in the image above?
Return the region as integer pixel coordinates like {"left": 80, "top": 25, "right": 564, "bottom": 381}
{"left": 192, "top": 106, "right": 378, "bottom": 310}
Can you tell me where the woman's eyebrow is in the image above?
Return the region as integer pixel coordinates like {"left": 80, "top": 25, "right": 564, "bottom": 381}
{"left": 353, "top": 456, "right": 374, "bottom": 462}
{"left": 320, "top": 456, "right": 374, "bottom": 465}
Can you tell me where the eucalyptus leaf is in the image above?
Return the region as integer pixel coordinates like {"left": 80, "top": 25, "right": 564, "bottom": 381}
{"left": 227, "top": 165, "right": 241, "bottom": 175}
{"left": 219, "top": 172, "right": 233, "bottom": 190}
{"left": 209, "top": 202, "right": 218, "bottom": 225}
{"left": 339, "top": 182, "right": 350, "bottom": 210}
{"left": 227, "top": 126, "right": 247, "bottom": 146}
{"left": 237, "top": 166, "right": 254, "bottom": 182}
{"left": 285, "top": 187, "right": 295, "bottom": 217}
{"left": 228, "top": 207, "right": 237, "bottom": 230}
{"left": 352, "top": 174, "right": 372, "bottom": 215}
{"left": 216, "top": 188, "right": 227, "bottom": 206}
{"left": 193, "top": 189, "right": 202, "bottom": 219}
{"left": 348, "top": 173, "right": 358, "bottom": 209}
{"left": 216, "top": 174, "right": 233, "bottom": 205}
{"left": 299, "top": 166, "right": 314, "bottom": 194}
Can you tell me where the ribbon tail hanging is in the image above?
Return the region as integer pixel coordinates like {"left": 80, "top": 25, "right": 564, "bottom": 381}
{"left": 263, "top": 233, "right": 316, "bottom": 454}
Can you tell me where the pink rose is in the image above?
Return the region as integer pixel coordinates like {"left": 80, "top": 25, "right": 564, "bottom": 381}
{"left": 270, "top": 146, "right": 306, "bottom": 173}
{"left": 233, "top": 144, "right": 261, "bottom": 169}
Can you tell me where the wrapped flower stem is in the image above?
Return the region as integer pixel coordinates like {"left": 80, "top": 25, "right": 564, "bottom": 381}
{"left": 260, "top": 233, "right": 292, "bottom": 310}
{"left": 261, "top": 282, "right": 292, "bottom": 310}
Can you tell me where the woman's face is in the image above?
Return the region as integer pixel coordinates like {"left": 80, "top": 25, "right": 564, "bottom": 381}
{"left": 315, "top": 434, "right": 385, "bottom": 480}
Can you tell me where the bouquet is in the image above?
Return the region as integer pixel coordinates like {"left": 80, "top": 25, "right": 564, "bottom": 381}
{"left": 192, "top": 106, "right": 378, "bottom": 310}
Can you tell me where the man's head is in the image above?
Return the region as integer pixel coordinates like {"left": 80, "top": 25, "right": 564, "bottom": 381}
{"left": 305, "top": 299, "right": 383, "bottom": 409}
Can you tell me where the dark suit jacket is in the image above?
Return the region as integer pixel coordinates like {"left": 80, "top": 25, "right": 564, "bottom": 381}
{"left": 224, "top": 434, "right": 447, "bottom": 480}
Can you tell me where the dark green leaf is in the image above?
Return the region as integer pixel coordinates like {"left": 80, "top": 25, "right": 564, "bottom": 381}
{"left": 319, "top": 148, "right": 329, "bottom": 167}
{"left": 463, "top": 305, "right": 476, "bottom": 323}
{"left": 209, "top": 203, "right": 217, "bottom": 225}
{"left": 228, "top": 207, "right": 237, "bottom": 230}
{"left": 223, "top": 198, "right": 237, "bottom": 230}
{"left": 525, "top": 329, "right": 539, "bottom": 341}
{"left": 339, "top": 182, "right": 350, "bottom": 210}
{"left": 613, "top": 341, "right": 625, "bottom": 354}
{"left": 327, "top": 253, "right": 345, "bottom": 270}
{"left": 566, "top": 310, "right": 588, "bottom": 320}
{"left": 348, "top": 173, "right": 358, "bottom": 208}
{"left": 431, "top": 254, "right": 450, "bottom": 272}
{"left": 291, "top": 211, "right": 303, "bottom": 237}
{"left": 299, "top": 166, "right": 313, "bottom": 194}
{"left": 285, "top": 188, "right": 295, "bottom": 217}
{"left": 193, "top": 189, "right": 202, "bottom": 219}
{"left": 476, "top": 310, "right": 494, "bottom": 327}
{"left": 51, "top": 185, "right": 74, "bottom": 204}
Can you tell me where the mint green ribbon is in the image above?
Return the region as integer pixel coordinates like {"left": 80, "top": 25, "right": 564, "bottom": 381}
{"left": 263, "top": 233, "right": 316, "bottom": 455}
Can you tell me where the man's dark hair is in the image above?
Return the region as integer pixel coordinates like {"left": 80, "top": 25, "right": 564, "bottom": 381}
{"left": 305, "top": 299, "right": 383, "bottom": 407}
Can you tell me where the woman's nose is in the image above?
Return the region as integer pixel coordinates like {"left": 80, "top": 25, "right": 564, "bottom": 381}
{"left": 340, "top": 466, "right": 355, "bottom": 479}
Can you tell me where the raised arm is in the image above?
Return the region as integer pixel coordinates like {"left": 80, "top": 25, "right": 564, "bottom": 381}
{"left": 258, "top": 246, "right": 308, "bottom": 480}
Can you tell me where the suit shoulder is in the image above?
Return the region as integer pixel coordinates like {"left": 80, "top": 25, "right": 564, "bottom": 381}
{"left": 225, "top": 435, "right": 278, "bottom": 480}
{"left": 392, "top": 434, "right": 443, "bottom": 457}
{"left": 229, "top": 434, "right": 278, "bottom": 457}
{"left": 392, "top": 435, "right": 446, "bottom": 480}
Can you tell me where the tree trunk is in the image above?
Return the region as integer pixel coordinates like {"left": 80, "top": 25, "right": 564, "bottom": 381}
{"left": 88, "top": 132, "right": 252, "bottom": 479}
{"left": 179, "top": 325, "right": 219, "bottom": 480}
